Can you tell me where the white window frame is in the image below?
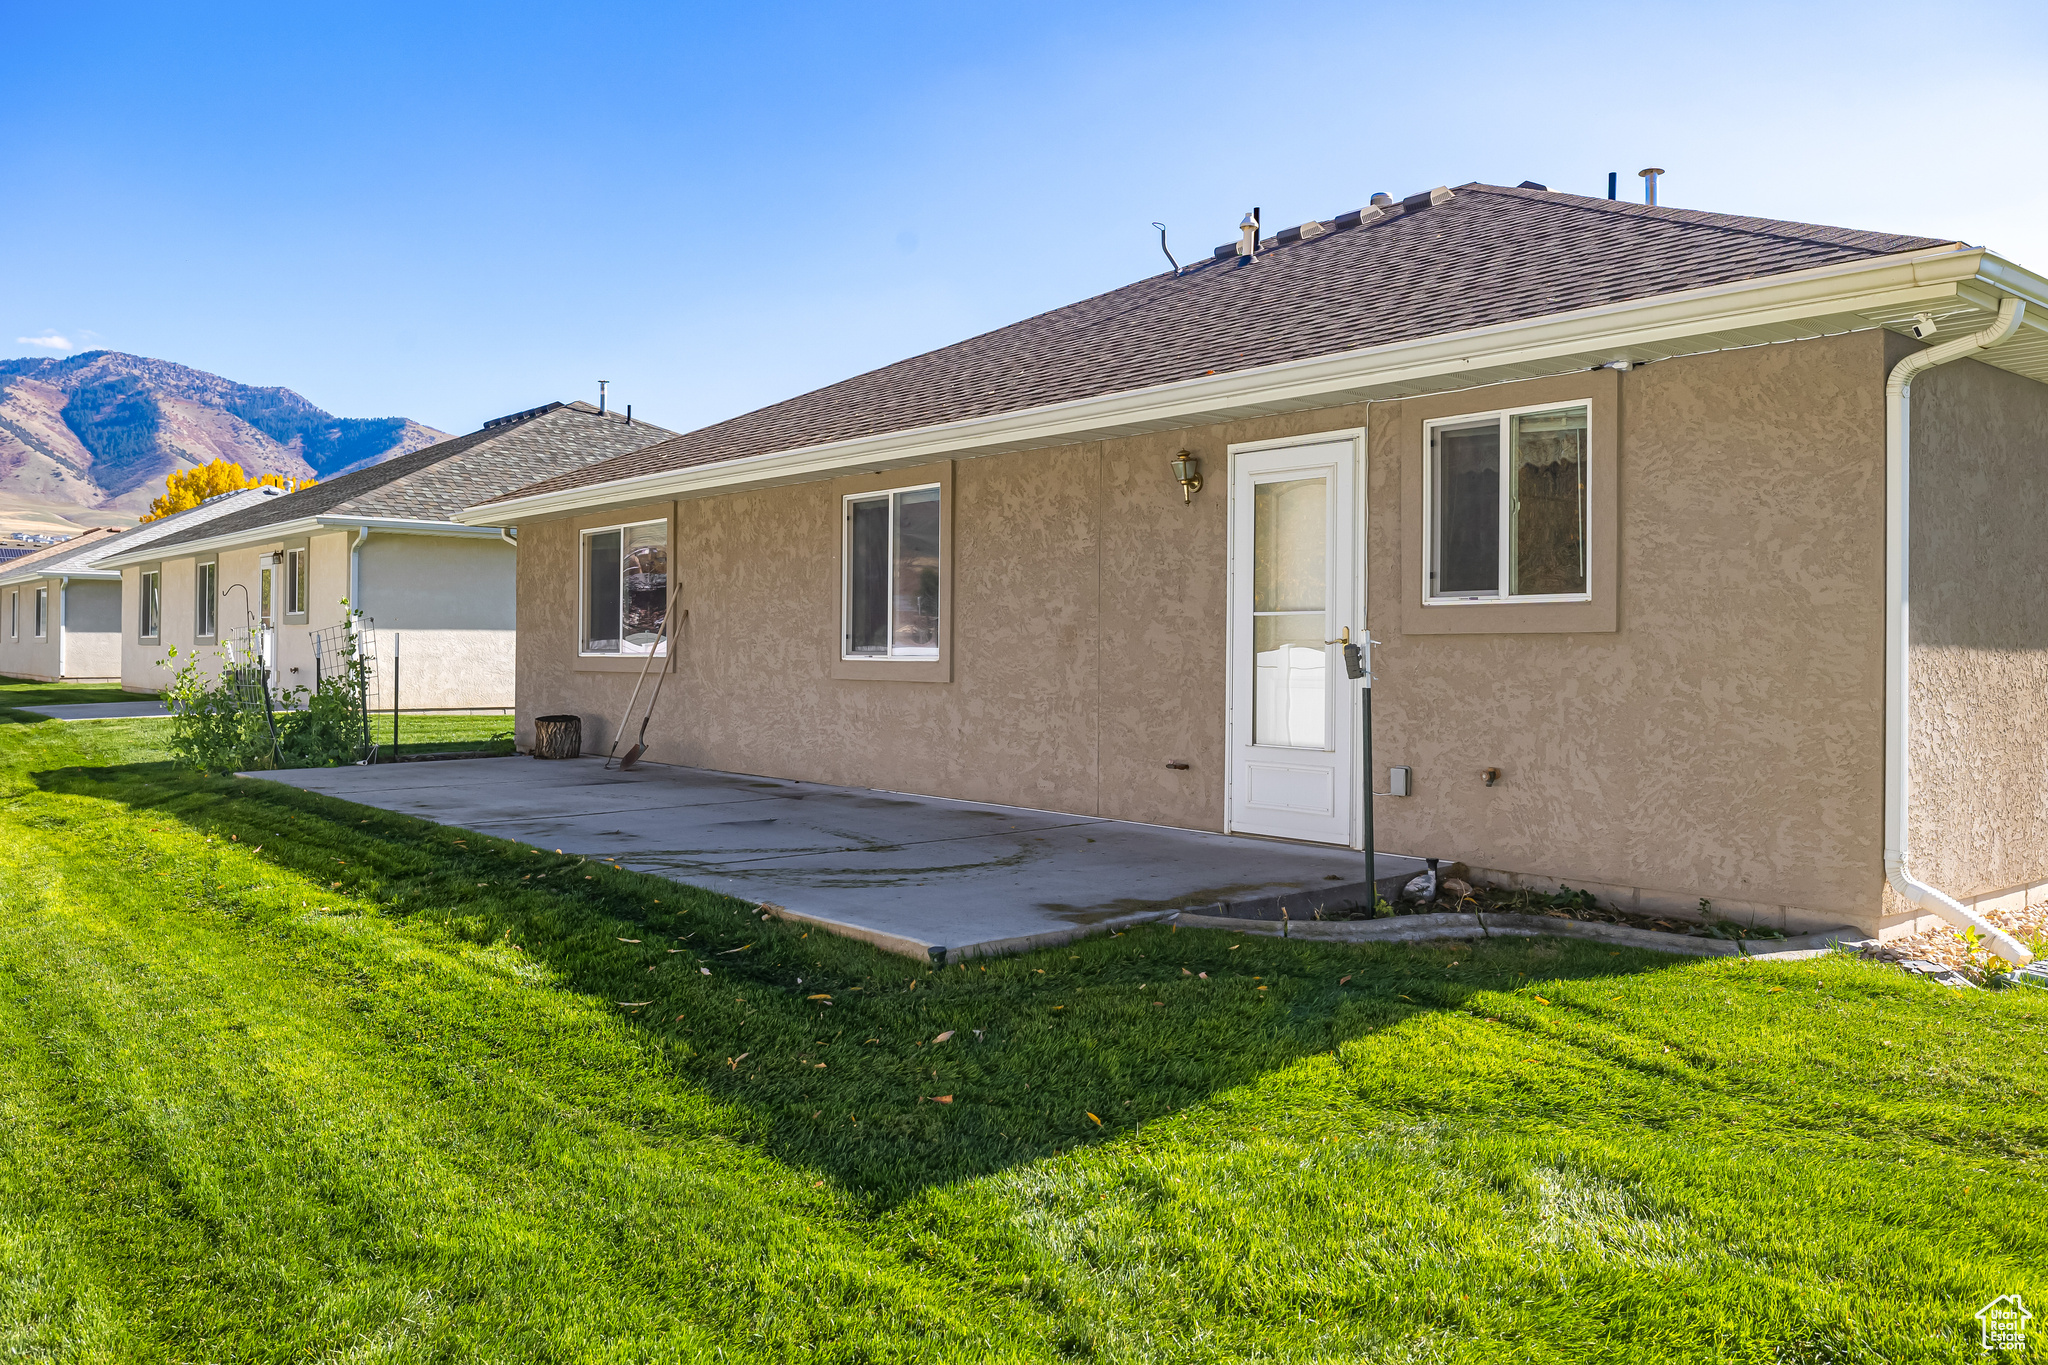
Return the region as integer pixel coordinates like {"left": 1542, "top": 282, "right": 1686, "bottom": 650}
{"left": 840, "top": 481, "right": 942, "bottom": 662}
{"left": 137, "top": 572, "right": 159, "bottom": 640}
{"left": 196, "top": 561, "right": 218, "bottom": 639}
{"left": 578, "top": 519, "right": 669, "bottom": 657}
{"left": 7, "top": 589, "right": 15, "bottom": 639}
{"left": 284, "top": 548, "right": 306, "bottom": 616}
{"left": 1421, "top": 400, "right": 1593, "bottom": 606}
{"left": 35, "top": 586, "right": 50, "bottom": 639}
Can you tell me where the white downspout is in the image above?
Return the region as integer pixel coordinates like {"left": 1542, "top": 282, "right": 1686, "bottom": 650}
{"left": 56, "top": 577, "right": 67, "bottom": 680}
{"left": 349, "top": 525, "right": 370, "bottom": 617}
{"left": 1884, "top": 294, "right": 2032, "bottom": 965}
{"left": 498, "top": 526, "right": 517, "bottom": 548}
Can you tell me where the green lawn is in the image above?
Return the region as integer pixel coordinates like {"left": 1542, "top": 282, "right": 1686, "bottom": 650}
{"left": 0, "top": 674, "right": 153, "bottom": 709}
{"left": 0, "top": 683, "right": 2041, "bottom": 1361}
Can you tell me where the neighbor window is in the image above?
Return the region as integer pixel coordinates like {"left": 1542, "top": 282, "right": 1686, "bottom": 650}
{"left": 260, "top": 564, "right": 272, "bottom": 626}
{"left": 1425, "top": 403, "right": 1589, "bottom": 602}
{"left": 196, "top": 562, "right": 217, "bottom": 638}
{"left": 285, "top": 549, "right": 306, "bottom": 615}
{"left": 138, "top": 572, "right": 159, "bottom": 639}
{"left": 7, "top": 590, "right": 14, "bottom": 638}
{"left": 34, "top": 587, "right": 49, "bottom": 639}
{"left": 581, "top": 520, "right": 668, "bottom": 654}
{"left": 843, "top": 484, "right": 940, "bottom": 659}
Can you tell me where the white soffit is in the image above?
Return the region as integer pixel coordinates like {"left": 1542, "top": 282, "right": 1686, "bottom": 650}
{"left": 459, "top": 245, "right": 2048, "bottom": 522}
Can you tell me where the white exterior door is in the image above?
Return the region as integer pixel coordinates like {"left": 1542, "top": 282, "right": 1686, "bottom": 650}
{"left": 1226, "top": 435, "right": 1359, "bottom": 844}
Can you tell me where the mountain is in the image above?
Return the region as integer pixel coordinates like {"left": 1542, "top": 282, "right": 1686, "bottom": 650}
{"left": 0, "top": 351, "right": 448, "bottom": 534}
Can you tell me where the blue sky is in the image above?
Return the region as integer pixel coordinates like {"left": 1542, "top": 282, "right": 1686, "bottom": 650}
{"left": 5, "top": 0, "right": 2045, "bottom": 438}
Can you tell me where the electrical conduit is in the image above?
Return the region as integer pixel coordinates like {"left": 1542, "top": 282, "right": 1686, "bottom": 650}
{"left": 1884, "top": 294, "right": 2032, "bottom": 965}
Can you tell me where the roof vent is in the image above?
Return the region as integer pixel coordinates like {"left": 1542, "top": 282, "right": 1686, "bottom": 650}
{"left": 1401, "top": 186, "right": 1454, "bottom": 212}
{"left": 1517, "top": 180, "right": 1550, "bottom": 191}
{"left": 1368, "top": 192, "right": 1392, "bottom": 207}
{"left": 1638, "top": 167, "right": 1664, "bottom": 206}
{"left": 598, "top": 380, "right": 609, "bottom": 416}
{"left": 1237, "top": 208, "right": 1261, "bottom": 262}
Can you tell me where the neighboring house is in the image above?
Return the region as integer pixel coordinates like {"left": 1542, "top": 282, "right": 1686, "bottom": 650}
{"left": 100, "top": 401, "right": 674, "bottom": 709}
{"left": 0, "top": 488, "right": 285, "bottom": 682}
{"left": 459, "top": 183, "right": 2048, "bottom": 952}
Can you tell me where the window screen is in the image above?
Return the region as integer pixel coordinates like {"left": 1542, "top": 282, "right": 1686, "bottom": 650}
{"left": 138, "top": 575, "right": 158, "bottom": 639}
{"left": 197, "top": 563, "right": 217, "bottom": 637}
{"left": 36, "top": 587, "right": 50, "bottom": 639}
{"left": 1429, "top": 404, "right": 1589, "bottom": 602}
{"left": 844, "top": 485, "right": 940, "bottom": 659}
{"left": 582, "top": 522, "right": 668, "bottom": 654}
{"left": 285, "top": 549, "right": 306, "bottom": 615}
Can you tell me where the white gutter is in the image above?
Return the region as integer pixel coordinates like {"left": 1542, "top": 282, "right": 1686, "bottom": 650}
{"left": 499, "top": 526, "right": 517, "bottom": 548}
{"left": 350, "top": 525, "right": 370, "bottom": 612}
{"left": 460, "top": 242, "right": 2048, "bottom": 524}
{"left": 95, "top": 515, "right": 507, "bottom": 570}
{"left": 1884, "top": 294, "right": 2033, "bottom": 965}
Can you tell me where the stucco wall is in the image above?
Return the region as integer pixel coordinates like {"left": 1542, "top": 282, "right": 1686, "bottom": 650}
{"left": 62, "top": 580, "right": 122, "bottom": 678}
{"left": 121, "top": 532, "right": 512, "bottom": 709}
{"left": 0, "top": 579, "right": 63, "bottom": 681}
{"left": 1900, "top": 337, "right": 2048, "bottom": 915}
{"left": 514, "top": 331, "right": 1904, "bottom": 932}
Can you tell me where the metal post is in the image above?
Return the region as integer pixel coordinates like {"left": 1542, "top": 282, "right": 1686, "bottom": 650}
{"left": 1361, "top": 673, "right": 1374, "bottom": 898}
{"left": 392, "top": 633, "right": 400, "bottom": 759}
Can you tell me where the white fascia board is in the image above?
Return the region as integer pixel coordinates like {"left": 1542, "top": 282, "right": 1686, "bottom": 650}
{"left": 96, "top": 516, "right": 501, "bottom": 568}
{"left": 457, "top": 243, "right": 2002, "bottom": 525}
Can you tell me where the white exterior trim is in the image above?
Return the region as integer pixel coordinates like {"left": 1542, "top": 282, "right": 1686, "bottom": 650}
{"left": 457, "top": 245, "right": 2048, "bottom": 524}
{"left": 98, "top": 515, "right": 506, "bottom": 569}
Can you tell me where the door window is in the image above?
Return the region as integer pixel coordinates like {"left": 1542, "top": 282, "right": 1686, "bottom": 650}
{"left": 1250, "top": 475, "right": 1329, "bottom": 748}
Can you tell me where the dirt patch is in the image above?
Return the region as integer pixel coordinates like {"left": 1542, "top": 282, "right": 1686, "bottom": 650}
{"left": 1312, "top": 869, "right": 1793, "bottom": 944}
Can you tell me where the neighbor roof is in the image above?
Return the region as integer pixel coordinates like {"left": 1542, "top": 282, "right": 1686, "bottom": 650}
{"left": 0, "top": 487, "right": 286, "bottom": 585}
{"left": 143, "top": 402, "right": 677, "bottom": 553}
{"left": 483, "top": 183, "right": 1953, "bottom": 506}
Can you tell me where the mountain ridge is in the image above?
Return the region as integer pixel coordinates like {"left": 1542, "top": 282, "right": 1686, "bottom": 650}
{"left": 0, "top": 351, "right": 447, "bottom": 534}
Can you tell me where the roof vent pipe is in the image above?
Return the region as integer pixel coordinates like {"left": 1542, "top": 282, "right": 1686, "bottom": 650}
{"left": 626, "top": 404, "right": 632, "bottom": 425}
{"left": 598, "top": 380, "right": 609, "bottom": 416}
{"left": 1152, "top": 221, "right": 1182, "bottom": 276}
{"left": 1639, "top": 167, "right": 1664, "bottom": 205}
{"left": 1237, "top": 208, "right": 1260, "bottom": 262}
{"left": 1607, "top": 171, "right": 1617, "bottom": 200}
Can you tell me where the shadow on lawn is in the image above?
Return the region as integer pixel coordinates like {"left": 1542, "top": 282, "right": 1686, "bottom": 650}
{"left": 41, "top": 760, "right": 1684, "bottom": 1206}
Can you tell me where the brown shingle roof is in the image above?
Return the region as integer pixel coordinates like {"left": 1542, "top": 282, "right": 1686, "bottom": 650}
{"left": 148, "top": 402, "right": 677, "bottom": 549}
{"left": 485, "top": 182, "right": 1952, "bottom": 506}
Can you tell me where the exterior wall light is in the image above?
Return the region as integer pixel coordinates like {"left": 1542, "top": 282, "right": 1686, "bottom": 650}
{"left": 1171, "top": 451, "right": 1202, "bottom": 503}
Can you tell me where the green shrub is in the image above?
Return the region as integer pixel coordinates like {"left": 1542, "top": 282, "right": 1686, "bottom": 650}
{"left": 160, "top": 642, "right": 371, "bottom": 774}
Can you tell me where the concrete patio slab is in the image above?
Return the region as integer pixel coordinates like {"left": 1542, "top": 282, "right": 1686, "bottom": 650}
{"left": 12, "top": 700, "right": 170, "bottom": 721}
{"left": 246, "top": 756, "right": 1429, "bottom": 960}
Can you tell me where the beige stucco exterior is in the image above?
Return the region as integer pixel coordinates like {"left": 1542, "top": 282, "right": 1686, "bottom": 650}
{"left": 1895, "top": 336, "right": 2048, "bottom": 931}
{"left": 0, "top": 575, "right": 121, "bottom": 682}
{"left": 508, "top": 330, "right": 2048, "bottom": 940}
{"left": 121, "top": 531, "right": 517, "bottom": 710}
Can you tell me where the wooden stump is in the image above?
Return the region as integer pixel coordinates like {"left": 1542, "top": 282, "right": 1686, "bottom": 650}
{"left": 533, "top": 714, "right": 582, "bottom": 760}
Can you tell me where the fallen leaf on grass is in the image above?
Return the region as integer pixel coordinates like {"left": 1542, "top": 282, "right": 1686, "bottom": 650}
{"left": 1768, "top": 986, "right": 1785, "bottom": 994}
{"left": 699, "top": 968, "right": 711, "bottom": 975}
{"left": 1533, "top": 996, "right": 1551, "bottom": 1005}
{"left": 330, "top": 882, "right": 342, "bottom": 888}
{"left": 807, "top": 994, "right": 832, "bottom": 1001}
{"left": 616, "top": 1001, "right": 651, "bottom": 1007}
{"left": 618, "top": 938, "right": 641, "bottom": 943}
{"left": 1052, "top": 1005, "right": 1065, "bottom": 1011}
{"left": 727, "top": 1054, "right": 750, "bottom": 1068}
{"left": 1339, "top": 976, "right": 1351, "bottom": 985}
{"left": 933, "top": 1030, "right": 954, "bottom": 1043}
{"left": 1198, "top": 972, "right": 1209, "bottom": 979}
{"left": 718, "top": 944, "right": 753, "bottom": 954}
{"left": 1086, "top": 1112, "right": 1102, "bottom": 1126}
{"left": 1256, "top": 986, "right": 1267, "bottom": 992}
{"left": 1182, "top": 968, "right": 1192, "bottom": 976}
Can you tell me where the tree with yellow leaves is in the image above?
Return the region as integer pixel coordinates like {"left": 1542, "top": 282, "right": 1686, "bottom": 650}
{"left": 139, "top": 460, "right": 311, "bottom": 523}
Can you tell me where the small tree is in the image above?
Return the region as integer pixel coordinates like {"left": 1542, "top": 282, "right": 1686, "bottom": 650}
{"left": 141, "top": 459, "right": 311, "bottom": 523}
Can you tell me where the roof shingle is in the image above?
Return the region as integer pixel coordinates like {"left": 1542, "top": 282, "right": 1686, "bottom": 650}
{"left": 148, "top": 402, "right": 677, "bottom": 550}
{"left": 485, "top": 183, "right": 1953, "bottom": 505}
